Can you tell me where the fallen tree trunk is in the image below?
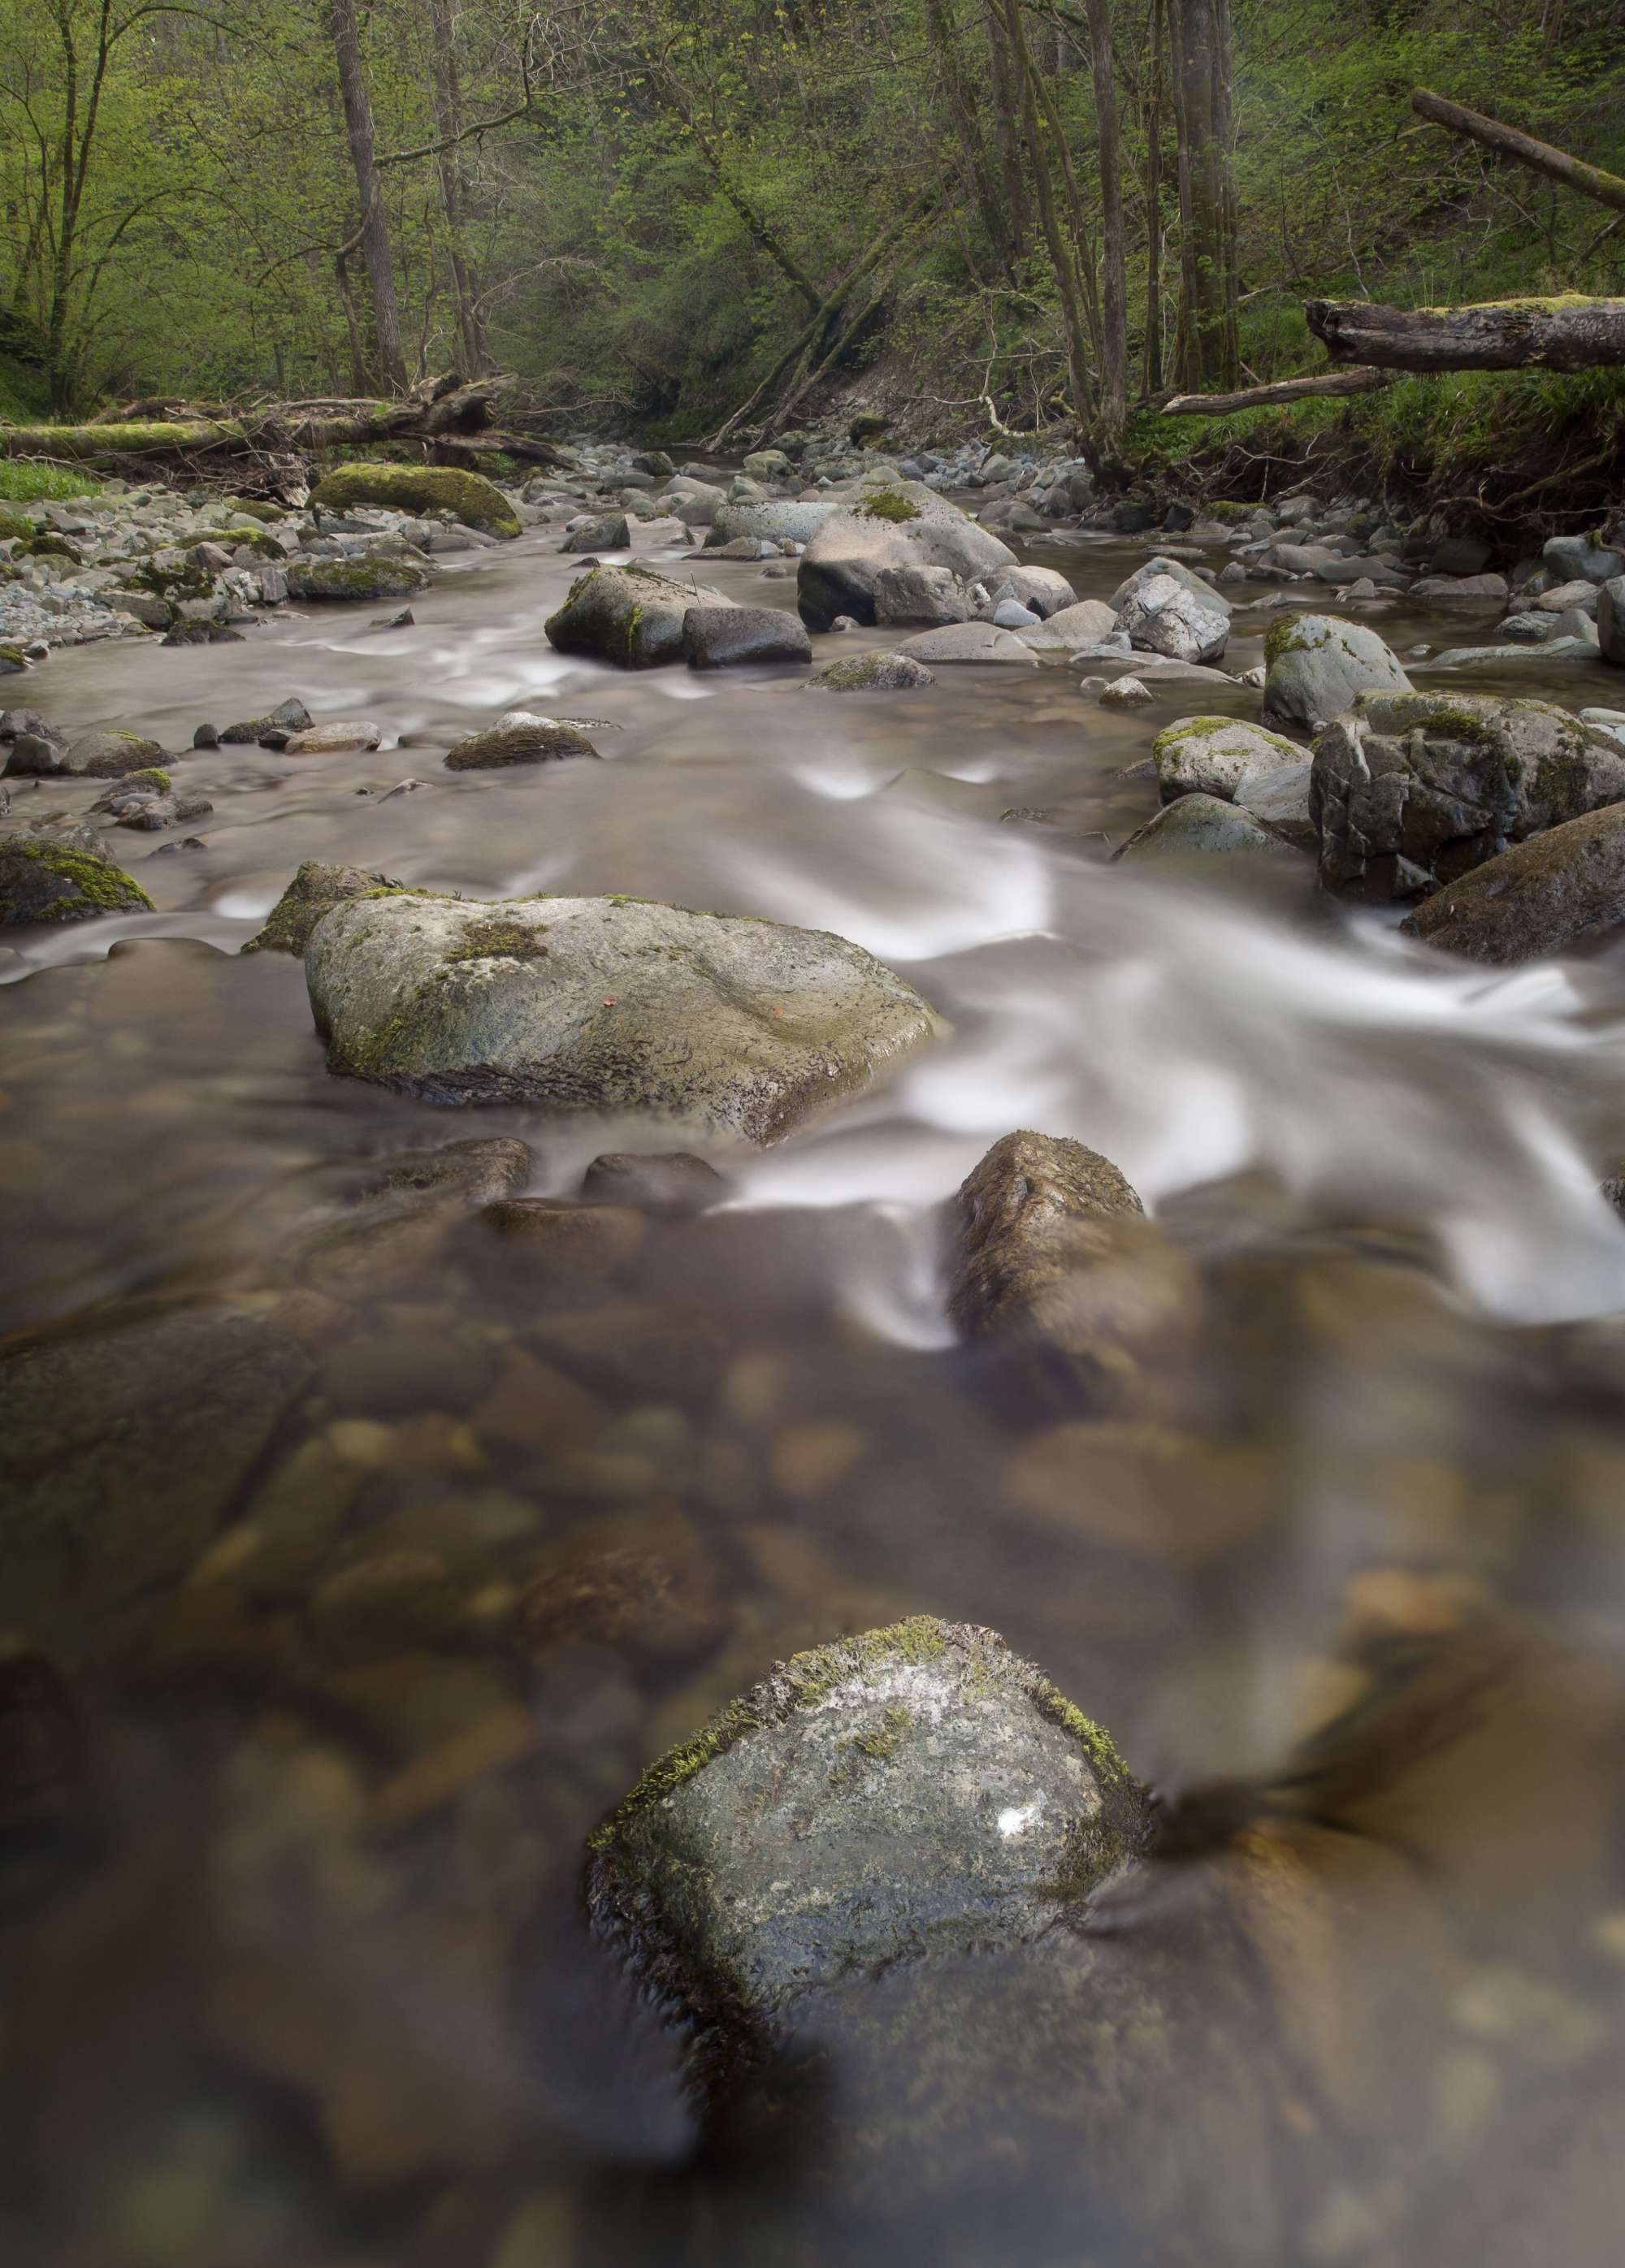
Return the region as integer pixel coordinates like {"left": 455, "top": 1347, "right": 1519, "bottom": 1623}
{"left": 1411, "top": 89, "right": 1625, "bottom": 217}
{"left": 1161, "top": 365, "right": 1393, "bottom": 415}
{"left": 0, "top": 373, "right": 564, "bottom": 478}
{"left": 1305, "top": 296, "right": 1625, "bottom": 372}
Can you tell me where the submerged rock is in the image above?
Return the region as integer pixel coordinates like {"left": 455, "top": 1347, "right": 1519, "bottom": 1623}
{"left": 808, "top": 651, "right": 934, "bottom": 691}
{"left": 1116, "top": 793, "right": 1301, "bottom": 862}
{"left": 1263, "top": 612, "right": 1411, "bottom": 729}
{"left": 310, "top": 462, "right": 521, "bottom": 539}
{"left": 680, "top": 605, "right": 812, "bottom": 669}
{"left": 1152, "top": 715, "right": 1304, "bottom": 803}
{"left": 1311, "top": 690, "right": 1625, "bottom": 901}
{"left": 895, "top": 621, "right": 1035, "bottom": 665}
{"left": 444, "top": 720, "right": 599, "bottom": 769}
{"left": 302, "top": 889, "right": 944, "bottom": 1144}
{"left": 544, "top": 562, "right": 735, "bottom": 668}
{"left": 580, "top": 1150, "right": 730, "bottom": 1213}
{"left": 1400, "top": 803, "right": 1625, "bottom": 963}
{"left": 0, "top": 829, "right": 154, "bottom": 924}
{"left": 587, "top": 1615, "right": 1150, "bottom": 2047}
{"left": 796, "top": 479, "right": 1015, "bottom": 633}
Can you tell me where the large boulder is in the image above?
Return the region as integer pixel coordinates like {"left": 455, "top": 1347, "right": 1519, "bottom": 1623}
{"left": 303, "top": 889, "right": 943, "bottom": 1144}
{"left": 1600, "top": 575, "right": 1625, "bottom": 667}
{"left": 680, "top": 605, "right": 812, "bottom": 669}
{"left": 310, "top": 462, "right": 520, "bottom": 539}
{"left": 796, "top": 479, "right": 1016, "bottom": 633}
{"left": 0, "top": 828, "right": 154, "bottom": 924}
{"left": 987, "top": 566, "right": 1077, "bottom": 620}
{"left": 1116, "top": 573, "right": 1229, "bottom": 665}
{"left": 1263, "top": 613, "right": 1411, "bottom": 729}
{"left": 1311, "top": 690, "right": 1625, "bottom": 901}
{"left": 706, "top": 500, "right": 836, "bottom": 548}
{"left": 287, "top": 554, "right": 431, "bottom": 603}
{"left": 1400, "top": 804, "right": 1625, "bottom": 964}
{"left": 544, "top": 563, "right": 735, "bottom": 669}
{"left": 1152, "top": 716, "right": 1305, "bottom": 803}
{"left": 1543, "top": 532, "right": 1625, "bottom": 586}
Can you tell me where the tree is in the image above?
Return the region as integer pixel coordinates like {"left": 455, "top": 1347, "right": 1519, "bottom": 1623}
{"left": 1167, "top": 0, "right": 1237, "bottom": 391}
{"left": 326, "top": 0, "right": 407, "bottom": 391}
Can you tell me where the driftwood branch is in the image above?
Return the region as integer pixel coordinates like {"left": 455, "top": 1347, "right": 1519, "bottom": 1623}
{"left": 1411, "top": 89, "right": 1625, "bottom": 217}
{"left": 1305, "top": 296, "right": 1625, "bottom": 372}
{"left": 1161, "top": 365, "right": 1393, "bottom": 415}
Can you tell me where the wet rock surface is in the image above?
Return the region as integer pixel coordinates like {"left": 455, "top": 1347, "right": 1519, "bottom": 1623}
{"left": 1401, "top": 803, "right": 1625, "bottom": 963}
{"left": 795, "top": 479, "right": 1015, "bottom": 632}
{"left": 544, "top": 561, "right": 737, "bottom": 667}
{"left": 444, "top": 719, "right": 600, "bottom": 769}
{"left": 0, "top": 829, "right": 154, "bottom": 922}
{"left": 1263, "top": 612, "right": 1412, "bottom": 728}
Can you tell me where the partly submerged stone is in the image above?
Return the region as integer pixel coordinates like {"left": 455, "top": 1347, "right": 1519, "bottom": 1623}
{"left": 284, "top": 721, "right": 383, "bottom": 755}
{"left": 310, "top": 462, "right": 521, "bottom": 539}
{"left": 1263, "top": 612, "right": 1411, "bottom": 729}
{"left": 895, "top": 621, "right": 1035, "bottom": 665}
{"left": 0, "top": 829, "right": 154, "bottom": 924}
{"left": 1152, "top": 715, "right": 1305, "bottom": 803}
{"left": 586, "top": 1616, "right": 1150, "bottom": 2049}
{"left": 220, "top": 698, "right": 312, "bottom": 747}
{"left": 1400, "top": 803, "right": 1625, "bottom": 964}
{"left": 241, "top": 859, "right": 400, "bottom": 956}
{"left": 1116, "top": 793, "right": 1302, "bottom": 863}
{"left": 544, "top": 562, "right": 735, "bottom": 669}
{"left": 444, "top": 720, "right": 599, "bottom": 769}
{"left": 562, "top": 512, "right": 630, "bottom": 554}
{"left": 680, "top": 605, "right": 812, "bottom": 669}
{"left": 1016, "top": 597, "right": 1117, "bottom": 651}
{"left": 1116, "top": 572, "right": 1229, "bottom": 665}
{"left": 287, "top": 554, "right": 432, "bottom": 603}
{"left": 580, "top": 1149, "right": 730, "bottom": 1213}
{"left": 808, "top": 651, "right": 934, "bottom": 691}
{"left": 1311, "top": 690, "right": 1625, "bottom": 901}
{"left": 4, "top": 727, "right": 167, "bottom": 781}
{"left": 303, "top": 890, "right": 944, "bottom": 1144}
{"left": 796, "top": 479, "right": 1015, "bottom": 633}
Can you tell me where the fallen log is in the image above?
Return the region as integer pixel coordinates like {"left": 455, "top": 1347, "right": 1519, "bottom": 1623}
{"left": 1305, "top": 296, "right": 1625, "bottom": 373}
{"left": 1160, "top": 366, "right": 1393, "bottom": 415}
{"left": 1411, "top": 89, "right": 1625, "bottom": 217}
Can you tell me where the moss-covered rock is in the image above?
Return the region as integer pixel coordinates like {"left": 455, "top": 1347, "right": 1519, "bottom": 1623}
{"left": 310, "top": 461, "right": 521, "bottom": 539}
{"left": 1153, "top": 715, "right": 1305, "bottom": 803}
{"left": 444, "top": 720, "right": 600, "bottom": 769}
{"left": 20, "top": 532, "right": 80, "bottom": 564}
{"left": 0, "top": 830, "right": 155, "bottom": 924}
{"left": 1261, "top": 612, "right": 1411, "bottom": 729}
{"left": 241, "top": 859, "right": 402, "bottom": 956}
{"left": 286, "top": 553, "right": 432, "bottom": 602}
{"left": 0, "top": 509, "right": 35, "bottom": 542}
{"left": 1401, "top": 802, "right": 1625, "bottom": 963}
{"left": 797, "top": 479, "right": 1016, "bottom": 633}
{"left": 544, "top": 562, "right": 736, "bottom": 669}
{"left": 808, "top": 651, "right": 935, "bottom": 691}
{"left": 0, "top": 643, "right": 27, "bottom": 674}
{"left": 4, "top": 727, "right": 167, "bottom": 781}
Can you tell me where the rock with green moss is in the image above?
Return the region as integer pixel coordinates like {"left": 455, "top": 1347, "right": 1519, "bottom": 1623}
{"left": 286, "top": 552, "right": 432, "bottom": 603}
{"left": 0, "top": 509, "right": 35, "bottom": 542}
{"left": 587, "top": 1616, "right": 1151, "bottom": 2049}
{"left": 797, "top": 478, "right": 1016, "bottom": 633}
{"left": 4, "top": 726, "right": 167, "bottom": 781}
{"left": 1311, "top": 690, "right": 1625, "bottom": 900}
{"left": 241, "top": 859, "right": 401, "bottom": 956}
{"left": 544, "top": 562, "right": 736, "bottom": 669}
{"left": 0, "top": 644, "right": 27, "bottom": 674}
{"left": 303, "top": 889, "right": 945, "bottom": 1143}
{"left": 310, "top": 461, "right": 521, "bottom": 538}
{"left": 1400, "top": 803, "right": 1625, "bottom": 963}
{"left": 445, "top": 719, "right": 600, "bottom": 768}
{"left": 1262, "top": 612, "right": 1411, "bottom": 729}
{"left": 0, "top": 829, "right": 155, "bottom": 924}
{"left": 808, "top": 649, "right": 935, "bottom": 691}
{"left": 1153, "top": 715, "right": 1305, "bottom": 803}
{"left": 1116, "top": 791, "right": 1305, "bottom": 865}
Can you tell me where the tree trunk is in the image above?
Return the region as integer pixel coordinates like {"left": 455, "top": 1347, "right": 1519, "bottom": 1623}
{"left": 427, "top": 0, "right": 488, "bottom": 374}
{"left": 1161, "top": 365, "right": 1392, "bottom": 413}
{"left": 1168, "top": 0, "right": 1237, "bottom": 391}
{"left": 333, "top": 245, "right": 370, "bottom": 396}
{"left": 1143, "top": 0, "right": 1166, "bottom": 395}
{"left": 1305, "top": 296, "right": 1625, "bottom": 372}
{"left": 922, "top": 0, "right": 1008, "bottom": 280}
{"left": 327, "top": 0, "right": 408, "bottom": 392}
{"left": 1086, "top": 0, "right": 1129, "bottom": 450}
{"left": 994, "top": 0, "right": 1096, "bottom": 430}
{"left": 986, "top": 12, "right": 1031, "bottom": 271}
{"left": 1411, "top": 89, "right": 1625, "bottom": 217}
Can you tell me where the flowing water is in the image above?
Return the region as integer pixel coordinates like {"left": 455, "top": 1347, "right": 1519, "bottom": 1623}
{"left": 5, "top": 506, "right": 1625, "bottom": 2266}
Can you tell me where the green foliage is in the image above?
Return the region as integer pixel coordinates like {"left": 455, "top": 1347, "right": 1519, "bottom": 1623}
{"left": 0, "top": 462, "right": 102, "bottom": 502}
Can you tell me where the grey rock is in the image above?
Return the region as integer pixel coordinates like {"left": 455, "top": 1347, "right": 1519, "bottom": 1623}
{"left": 707, "top": 500, "right": 836, "bottom": 548}
{"left": 872, "top": 563, "right": 968, "bottom": 627}
{"left": 1116, "top": 793, "right": 1301, "bottom": 863}
{"left": 303, "top": 890, "right": 944, "bottom": 1144}
{"left": 1263, "top": 613, "right": 1411, "bottom": 729}
{"left": 1532, "top": 578, "right": 1599, "bottom": 615}
{"left": 580, "top": 1150, "right": 730, "bottom": 1214}
{"left": 240, "top": 859, "right": 398, "bottom": 956}
{"left": 1098, "top": 674, "right": 1154, "bottom": 707}
{"left": 564, "top": 513, "right": 631, "bottom": 553}
{"left": 1600, "top": 575, "right": 1625, "bottom": 666}
{"left": 89, "top": 780, "right": 212, "bottom": 830}
{"left": 6, "top": 728, "right": 167, "bottom": 780}
{"left": 1428, "top": 536, "right": 1493, "bottom": 576}
{"left": 1016, "top": 598, "right": 1118, "bottom": 652}
{"left": 286, "top": 554, "right": 431, "bottom": 602}
{"left": 1410, "top": 573, "right": 1508, "bottom": 602}
{"left": 1235, "top": 760, "right": 1315, "bottom": 847}
{"left": 545, "top": 563, "right": 735, "bottom": 669}
{"left": 991, "top": 599, "right": 1040, "bottom": 629}
{"left": 1110, "top": 555, "right": 1233, "bottom": 618}
{"left": 0, "top": 828, "right": 155, "bottom": 923}
{"left": 742, "top": 448, "right": 794, "bottom": 482}
{"left": 445, "top": 720, "right": 600, "bottom": 769}
{"left": 1543, "top": 534, "right": 1625, "bottom": 586}
{"left": 1116, "top": 573, "right": 1229, "bottom": 666}
{"left": 1497, "top": 611, "right": 1566, "bottom": 643}
{"left": 895, "top": 622, "right": 1036, "bottom": 665}
{"left": 1401, "top": 803, "right": 1625, "bottom": 964}
{"left": 681, "top": 605, "right": 812, "bottom": 669}
{"left": 797, "top": 480, "right": 1016, "bottom": 633}
{"left": 1152, "top": 716, "right": 1305, "bottom": 803}
{"left": 1312, "top": 690, "right": 1625, "bottom": 901}
{"left": 1428, "top": 638, "right": 1596, "bottom": 667}
{"left": 988, "top": 566, "right": 1077, "bottom": 620}
{"left": 0, "top": 708, "right": 62, "bottom": 743}
{"left": 0, "top": 1306, "right": 313, "bottom": 1641}
{"left": 808, "top": 651, "right": 935, "bottom": 691}
{"left": 222, "top": 698, "right": 312, "bottom": 746}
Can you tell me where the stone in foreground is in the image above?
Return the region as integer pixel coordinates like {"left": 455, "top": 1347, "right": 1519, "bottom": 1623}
{"left": 1263, "top": 612, "right": 1411, "bottom": 729}
{"left": 544, "top": 562, "right": 735, "bottom": 668}
{"left": 1312, "top": 690, "right": 1625, "bottom": 901}
{"left": 303, "top": 889, "right": 943, "bottom": 1144}
{"left": 587, "top": 1616, "right": 1150, "bottom": 2049}
{"left": 1400, "top": 803, "right": 1625, "bottom": 964}
{"left": 0, "top": 829, "right": 154, "bottom": 924}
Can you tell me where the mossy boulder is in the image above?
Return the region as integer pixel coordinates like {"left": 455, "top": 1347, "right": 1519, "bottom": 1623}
{"left": 1116, "top": 791, "right": 1304, "bottom": 866}
{"left": 0, "top": 644, "right": 29, "bottom": 674}
{"left": 444, "top": 720, "right": 600, "bottom": 770}
{"left": 302, "top": 889, "right": 945, "bottom": 1144}
{"left": 808, "top": 651, "right": 935, "bottom": 691}
{"left": 797, "top": 479, "right": 1016, "bottom": 633}
{"left": 0, "top": 509, "right": 35, "bottom": 542}
{"left": 0, "top": 829, "right": 155, "bottom": 924}
{"left": 544, "top": 562, "right": 736, "bottom": 669}
{"left": 20, "top": 532, "right": 80, "bottom": 564}
{"left": 1262, "top": 612, "right": 1411, "bottom": 729}
{"left": 286, "top": 553, "right": 431, "bottom": 603}
{"left": 3, "top": 727, "right": 167, "bottom": 781}
{"left": 1311, "top": 690, "right": 1625, "bottom": 900}
{"left": 310, "top": 461, "right": 521, "bottom": 539}
{"left": 1401, "top": 803, "right": 1625, "bottom": 963}
{"left": 1153, "top": 716, "right": 1305, "bottom": 803}
{"left": 241, "top": 859, "right": 401, "bottom": 956}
